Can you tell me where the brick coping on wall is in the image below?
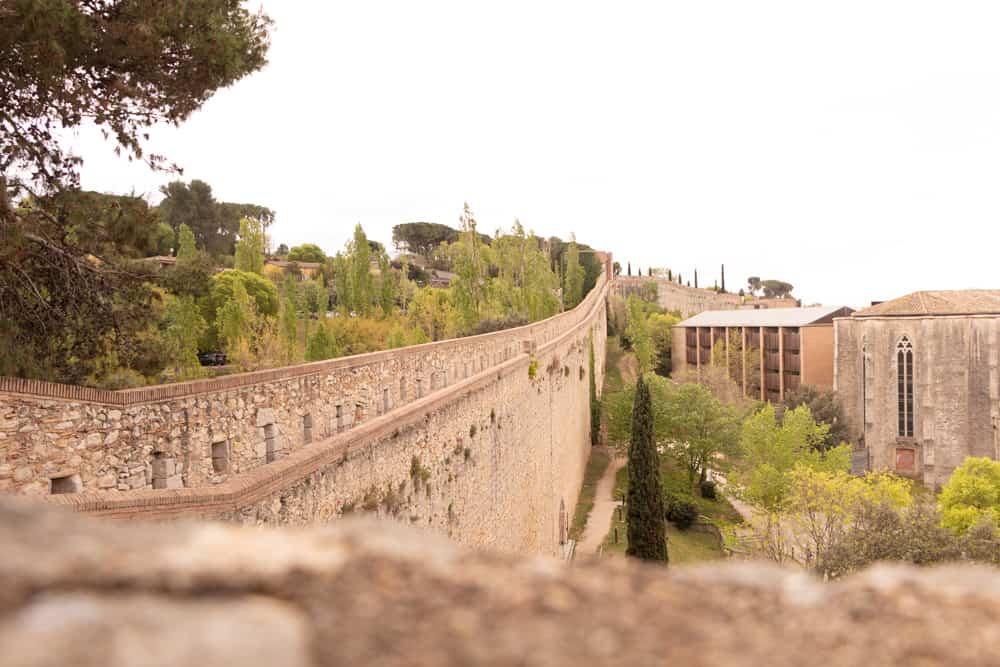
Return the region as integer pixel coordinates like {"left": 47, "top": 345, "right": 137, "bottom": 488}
{"left": 0, "top": 274, "right": 607, "bottom": 408}
{"left": 41, "top": 277, "right": 609, "bottom": 518}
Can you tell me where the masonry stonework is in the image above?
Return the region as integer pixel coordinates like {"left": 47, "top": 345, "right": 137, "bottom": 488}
{"left": 1, "top": 275, "right": 608, "bottom": 557}
{"left": 614, "top": 277, "right": 740, "bottom": 316}
{"left": 836, "top": 314, "right": 1000, "bottom": 487}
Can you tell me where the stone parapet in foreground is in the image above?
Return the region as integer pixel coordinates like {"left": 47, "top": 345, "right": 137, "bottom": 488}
{"left": 1, "top": 499, "right": 999, "bottom": 667}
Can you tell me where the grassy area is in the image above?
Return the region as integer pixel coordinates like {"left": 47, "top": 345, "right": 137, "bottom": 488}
{"left": 603, "top": 335, "right": 636, "bottom": 395}
{"left": 568, "top": 447, "right": 611, "bottom": 541}
{"left": 600, "top": 456, "right": 743, "bottom": 564}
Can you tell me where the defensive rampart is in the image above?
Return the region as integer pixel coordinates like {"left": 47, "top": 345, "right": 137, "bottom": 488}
{"left": 613, "top": 277, "right": 740, "bottom": 316}
{"left": 0, "top": 273, "right": 608, "bottom": 557}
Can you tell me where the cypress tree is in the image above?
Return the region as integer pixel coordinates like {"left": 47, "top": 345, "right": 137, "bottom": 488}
{"left": 694, "top": 269, "right": 698, "bottom": 288}
{"left": 627, "top": 262, "right": 632, "bottom": 276}
{"left": 721, "top": 264, "right": 726, "bottom": 292}
{"left": 667, "top": 269, "right": 672, "bottom": 281}
{"left": 626, "top": 375, "right": 667, "bottom": 562}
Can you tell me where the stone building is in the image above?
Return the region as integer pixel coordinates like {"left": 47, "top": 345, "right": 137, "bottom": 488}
{"left": 672, "top": 306, "right": 853, "bottom": 402}
{"left": 835, "top": 290, "right": 1000, "bottom": 487}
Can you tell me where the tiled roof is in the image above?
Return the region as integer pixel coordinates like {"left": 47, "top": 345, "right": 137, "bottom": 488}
{"left": 853, "top": 290, "right": 1000, "bottom": 317}
{"left": 675, "top": 306, "right": 851, "bottom": 328}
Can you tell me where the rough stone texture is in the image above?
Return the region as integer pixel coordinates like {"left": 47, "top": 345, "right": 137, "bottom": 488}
{"left": 0, "top": 275, "right": 607, "bottom": 497}
{"left": 615, "top": 276, "right": 740, "bottom": 316}
{"left": 835, "top": 314, "right": 1000, "bottom": 487}
{"left": 1, "top": 498, "right": 999, "bottom": 667}
{"left": 5, "top": 278, "right": 607, "bottom": 558}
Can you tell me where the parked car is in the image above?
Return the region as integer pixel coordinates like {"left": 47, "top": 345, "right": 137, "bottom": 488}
{"left": 197, "top": 352, "right": 227, "bottom": 366}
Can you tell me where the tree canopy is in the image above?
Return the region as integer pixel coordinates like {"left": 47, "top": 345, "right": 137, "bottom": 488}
{"left": 392, "top": 222, "right": 460, "bottom": 259}
{"left": 287, "top": 244, "right": 326, "bottom": 263}
{"left": 1, "top": 0, "right": 272, "bottom": 382}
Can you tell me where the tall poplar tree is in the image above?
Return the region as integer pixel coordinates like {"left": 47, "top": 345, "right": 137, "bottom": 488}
{"left": 563, "top": 236, "right": 584, "bottom": 309}
{"left": 234, "top": 217, "right": 265, "bottom": 274}
{"left": 175, "top": 224, "right": 197, "bottom": 264}
{"left": 626, "top": 375, "right": 668, "bottom": 562}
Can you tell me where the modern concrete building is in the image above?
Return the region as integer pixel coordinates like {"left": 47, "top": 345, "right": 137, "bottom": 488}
{"left": 835, "top": 290, "right": 1000, "bottom": 486}
{"left": 672, "top": 306, "right": 853, "bottom": 402}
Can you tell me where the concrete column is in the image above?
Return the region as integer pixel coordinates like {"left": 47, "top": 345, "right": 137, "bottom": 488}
{"left": 759, "top": 326, "right": 765, "bottom": 401}
{"left": 741, "top": 327, "right": 748, "bottom": 397}
{"left": 778, "top": 326, "right": 785, "bottom": 401}
{"left": 724, "top": 326, "right": 730, "bottom": 376}
{"left": 696, "top": 327, "right": 701, "bottom": 373}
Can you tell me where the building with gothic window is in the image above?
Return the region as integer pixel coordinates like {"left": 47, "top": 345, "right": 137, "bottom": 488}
{"left": 835, "top": 290, "right": 1000, "bottom": 487}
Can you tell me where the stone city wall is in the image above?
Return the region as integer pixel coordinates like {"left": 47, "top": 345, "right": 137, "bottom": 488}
{"left": 2, "top": 275, "right": 607, "bottom": 557}
{"left": 613, "top": 277, "right": 740, "bottom": 316}
{"left": 0, "top": 274, "right": 606, "bottom": 498}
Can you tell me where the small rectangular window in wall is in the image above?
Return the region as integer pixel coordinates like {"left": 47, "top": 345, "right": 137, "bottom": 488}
{"left": 354, "top": 403, "right": 364, "bottom": 425}
{"left": 383, "top": 388, "right": 390, "bottom": 413}
{"left": 50, "top": 473, "right": 81, "bottom": 494}
{"left": 264, "top": 424, "right": 277, "bottom": 463}
{"left": 336, "top": 405, "right": 344, "bottom": 432}
{"left": 302, "top": 413, "right": 313, "bottom": 444}
{"left": 416, "top": 378, "right": 424, "bottom": 398}
{"left": 211, "top": 441, "right": 230, "bottom": 474}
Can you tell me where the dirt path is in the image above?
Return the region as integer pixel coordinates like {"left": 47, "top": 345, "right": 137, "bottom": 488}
{"left": 577, "top": 455, "right": 627, "bottom": 554}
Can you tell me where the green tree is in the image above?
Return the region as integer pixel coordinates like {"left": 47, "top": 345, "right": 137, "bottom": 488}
{"left": 625, "top": 296, "right": 654, "bottom": 374}
{"left": 158, "top": 180, "right": 218, "bottom": 254}
{"left": 160, "top": 295, "right": 207, "bottom": 380}
{"left": 661, "top": 383, "right": 741, "bottom": 487}
{"left": 761, "top": 280, "right": 794, "bottom": 299}
{"left": 407, "top": 287, "right": 458, "bottom": 341}
{"left": 209, "top": 270, "right": 279, "bottom": 319}
{"left": 739, "top": 404, "right": 852, "bottom": 512}
{"left": 351, "top": 225, "right": 374, "bottom": 315}
{"left": 301, "top": 277, "right": 329, "bottom": 318}
{"left": 1, "top": 0, "right": 269, "bottom": 384}
{"left": 377, "top": 250, "right": 399, "bottom": 315}
{"left": 783, "top": 385, "right": 851, "bottom": 449}
{"left": 278, "top": 294, "right": 299, "bottom": 364}
{"left": 448, "top": 203, "right": 490, "bottom": 331}
{"left": 563, "top": 236, "right": 585, "bottom": 309}
{"left": 305, "top": 319, "right": 339, "bottom": 361}
{"left": 626, "top": 375, "right": 668, "bottom": 562}
{"left": 217, "top": 278, "right": 256, "bottom": 366}
{"left": 648, "top": 312, "right": 680, "bottom": 376}
{"left": 234, "top": 217, "right": 265, "bottom": 274}
{"left": 391, "top": 222, "right": 460, "bottom": 259}
{"left": 287, "top": 244, "right": 326, "bottom": 263}
{"left": 939, "top": 457, "right": 1000, "bottom": 534}
{"left": 154, "top": 222, "right": 175, "bottom": 256}
{"left": 175, "top": 224, "right": 197, "bottom": 264}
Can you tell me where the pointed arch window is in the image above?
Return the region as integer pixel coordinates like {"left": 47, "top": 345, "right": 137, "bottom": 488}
{"left": 897, "top": 336, "right": 914, "bottom": 437}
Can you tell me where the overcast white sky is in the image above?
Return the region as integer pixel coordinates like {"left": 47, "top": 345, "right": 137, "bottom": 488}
{"left": 71, "top": 1, "right": 1000, "bottom": 308}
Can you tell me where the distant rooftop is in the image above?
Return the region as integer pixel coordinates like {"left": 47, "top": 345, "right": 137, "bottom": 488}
{"left": 676, "top": 305, "right": 852, "bottom": 328}
{"left": 852, "top": 290, "right": 1000, "bottom": 317}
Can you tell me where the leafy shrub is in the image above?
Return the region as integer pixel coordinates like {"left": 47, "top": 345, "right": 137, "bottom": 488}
{"left": 665, "top": 494, "right": 699, "bottom": 530}
{"left": 939, "top": 457, "right": 1000, "bottom": 534}
{"left": 814, "top": 498, "right": 998, "bottom": 579}
{"left": 699, "top": 479, "right": 717, "bottom": 500}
